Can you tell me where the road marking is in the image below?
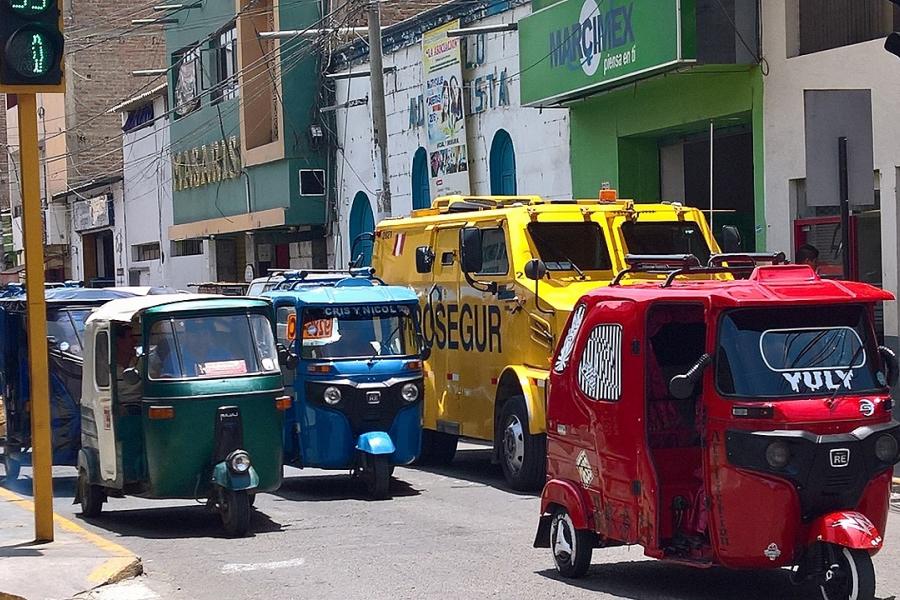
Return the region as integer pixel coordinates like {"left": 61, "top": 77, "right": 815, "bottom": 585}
{"left": 0, "top": 486, "right": 140, "bottom": 584}
{"left": 221, "top": 558, "right": 305, "bottom": 574}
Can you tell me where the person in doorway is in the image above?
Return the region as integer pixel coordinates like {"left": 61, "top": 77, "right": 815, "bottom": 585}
{"left": 115, "top": 325, "right": 142, "bottom": 405}
{"left": 796, "top": 244, "right": 820, "bottom": 271}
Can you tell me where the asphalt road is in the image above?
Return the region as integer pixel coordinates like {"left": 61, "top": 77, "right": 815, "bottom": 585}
{"left": 5, "top": 444, "right": 900, "bottom": 600}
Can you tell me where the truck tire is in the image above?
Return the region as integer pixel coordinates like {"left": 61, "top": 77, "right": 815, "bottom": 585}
{"left": 416, "top": 430, "right": 458, "bottom": 466}
{"left": 498, "top": 396, "right": 546, "bottom": 491}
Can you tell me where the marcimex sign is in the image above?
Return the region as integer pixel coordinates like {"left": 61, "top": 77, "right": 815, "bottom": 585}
{"left": 518, "top": 0, "right": 696, "bottom": 106}
{"left": 172, "top": 136, "right": 242, "bottom": 191}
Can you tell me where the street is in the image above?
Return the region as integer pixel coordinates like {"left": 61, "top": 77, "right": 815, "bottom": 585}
{"left": 5, "top": 443, "right": 900, "bottom": 600}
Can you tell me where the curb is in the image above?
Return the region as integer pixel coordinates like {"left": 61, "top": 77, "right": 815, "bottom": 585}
{"left": 0, "top": 486, "right": 142, "bottom": 591}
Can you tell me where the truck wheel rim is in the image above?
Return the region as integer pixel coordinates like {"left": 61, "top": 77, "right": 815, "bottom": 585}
{"left": 503, "top": 415, "right": 524, "bottom": 475}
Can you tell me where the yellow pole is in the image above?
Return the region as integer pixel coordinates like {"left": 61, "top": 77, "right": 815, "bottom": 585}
{"left": 18, "top": 93, "right": 54, "bottom": 542}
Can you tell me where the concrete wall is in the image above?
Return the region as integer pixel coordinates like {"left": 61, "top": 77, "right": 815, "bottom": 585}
{"left": 332, "top": 3, "right": 572, "bottom": 266}
{"left": 122, "top": 95, "right": 210, "bottom": 290}
{"left": 761, "top": 0, "right": 900, "bottom": 344}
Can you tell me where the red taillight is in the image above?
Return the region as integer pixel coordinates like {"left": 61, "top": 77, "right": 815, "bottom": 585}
{"left": 275, "top": 396, "right": 292, "bottom": 411}
{"left": 148, "top": 406, "right": 174, "bottom": 420}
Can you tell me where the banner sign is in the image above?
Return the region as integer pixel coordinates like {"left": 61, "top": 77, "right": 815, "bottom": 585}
{"left": 73, "top": 194, "right": 113, "bottom": 232}
{"left": 518, "top": 0, "right": 695, "bottom": 106}
{"left": 423, "top": 19, "right": 471, "bottom": 196}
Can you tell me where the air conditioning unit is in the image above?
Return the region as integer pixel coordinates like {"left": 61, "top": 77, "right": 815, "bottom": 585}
{"left": 44, "top": 203, "right": 68, "bottom": 245}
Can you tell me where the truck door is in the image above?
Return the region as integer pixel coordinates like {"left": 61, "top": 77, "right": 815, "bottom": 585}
{"left": 570, "top": 300, "right": 643, "bottom": 544}
{"left": 87, "top": 325, "right": 118, "bottom": 483}
{"left": 425, "top": 225, "right": 462, "bottom": 435}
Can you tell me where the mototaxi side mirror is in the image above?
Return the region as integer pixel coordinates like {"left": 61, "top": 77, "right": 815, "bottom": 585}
{"left": 669, "top": 354, "right": 713, "bottom": 400}
{"left": 459, "top": 227, "right": 484, "bottom": 274}
{"left": 416, "top": 246, "right": 435, "bottom": 274}
{"left": 420, "top": 343, "right": 432, "bottom": 362}
{"left": 277, "top": 342, "right": 299, "bottom": 370}
{"left": 879, "top": 346, "right": 898, "bottom": 388}
{"left": 721, "top": 225, "right": 743, "bottom": 254}
{"left": 123, "top": 367, "right": 141, "bottom": 386}
{"left": 524, "top": 259, "right": 548, "bottom": 281}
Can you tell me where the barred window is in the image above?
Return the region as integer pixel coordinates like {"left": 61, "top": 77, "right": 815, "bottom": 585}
{"left": 132, "top": 242, "right": 161, "bottom": 262}
{"left": 171, "top": 239, "right": 203, "bottom": 257}
{"left": 576, "top": 324, "right": 622, "bottom": 402}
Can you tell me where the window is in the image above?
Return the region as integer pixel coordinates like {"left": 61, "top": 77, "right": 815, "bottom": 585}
{"left": 576, "top": 324, "right": 622, "bottom": 401}
{"left": 47, "top": 308, "right": 91, "bottom": 357}
{"left": 132, "top": 242, "right": 161, "bottom": 262}
{"left": 489, "top": 129, "right": 517, "bottom": 195}
{"left": 123, "top": 103, "right": 154, "bottom": 133}
{"left": 299, "top": 169, "right": 325, "bottom": 196}
{"left": 527, "top": 222, "right": 613, "bottom": 272}
{"left": 621, "top": 221, "right": 712, "bottom": 265}
{"left": 796, "top": 0, "right": 900, "bottom": 56}
{"left": 171, "top": 239, "right": 203, "bottom": 257}
{"left": 478, "top": 227, "right": 509, "bottom": 275}
{"left": 173, "top": 45, "right": 201, "bottom": 117}
{"left": 95, "top": 331, "right": 110, "bottom": 388}
{"left": 300, "top": 305, "right": 417, "bottom": 360}
{"left": 211, "top": 25, "right": 238, "bottom": 103}
{"left": 276, "top": 306, "right": 296, "bottom": 346}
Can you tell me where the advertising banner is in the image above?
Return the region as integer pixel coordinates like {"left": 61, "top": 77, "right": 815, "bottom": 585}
{"left": 423, "top": 19, "right": 471, "bottom": 196}
{"left": 518, "top": 0, "right": 695, "bottom": 106}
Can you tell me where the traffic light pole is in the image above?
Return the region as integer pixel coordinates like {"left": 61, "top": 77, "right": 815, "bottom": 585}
{"left": 18, "top": 93, "right": 54, "bottom": 542}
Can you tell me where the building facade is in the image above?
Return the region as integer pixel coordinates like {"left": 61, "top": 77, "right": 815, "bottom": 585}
{"left": 761, "top": 0, "right": 900, "bottom": 348}
{"left": 330, "top": 0, "right": 573, "bottom": 266}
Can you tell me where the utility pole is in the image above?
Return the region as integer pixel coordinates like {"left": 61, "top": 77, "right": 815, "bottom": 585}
{"left": 367, "top": 0, "right": 392, "bottom": 220}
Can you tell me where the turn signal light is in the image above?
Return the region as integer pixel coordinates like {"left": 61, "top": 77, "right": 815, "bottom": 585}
{"left": 308, "top": 364, "right": 333, "bottom": 374}
{"left": 148, "top": 406, "right": 174, "bottom": 420}
{"left": 275, "top": 396, "right": 292, "bottom": 411}
{"left": 599, "top": 189, "right": 618, "bottom": 202}
{"left": 404, "top": 360, "right": 422, "bottom": 370}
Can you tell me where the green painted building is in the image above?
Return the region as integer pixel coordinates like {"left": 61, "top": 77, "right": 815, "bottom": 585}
{"left": 519, "top": 0, "right": 764, "bottom": 250}
{"left": 165, "top": 0, "right": 329, "bottom": 282}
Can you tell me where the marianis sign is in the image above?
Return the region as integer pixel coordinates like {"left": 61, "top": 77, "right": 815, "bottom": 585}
{"left": 518, "top": 0, "right": 696, "bottom": 106}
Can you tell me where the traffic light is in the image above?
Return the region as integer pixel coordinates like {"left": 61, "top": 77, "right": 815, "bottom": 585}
{"left": 0, "top": 0, "right": 65, "bottom": 92}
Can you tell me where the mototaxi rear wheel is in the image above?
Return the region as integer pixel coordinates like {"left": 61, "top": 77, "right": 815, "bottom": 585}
{"left": 819, "top": 545, "right": 875, "bottom": 600}
{"left": 220, "top": 489, "right": 251, "bottom": 537}
{"left": 549, "top": 507, "right": 594, "bottom": 579}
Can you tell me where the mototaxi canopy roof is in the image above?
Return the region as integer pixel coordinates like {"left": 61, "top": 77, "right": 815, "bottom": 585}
{"left": 85, "top": 294, "right": 270, "bottom": 325}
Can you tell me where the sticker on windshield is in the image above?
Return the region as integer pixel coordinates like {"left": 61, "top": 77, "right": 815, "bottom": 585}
{"left": 554, "top": 304, "right": 586, "bottom": 374}
{"left": 303, "top": 318, "right": 335, "bottom": 340}
{"left": 200, "top": 360, "right": 248, "bottom": 376}
{"left": 759, "top": 326, "right": 866, "bottom": 394}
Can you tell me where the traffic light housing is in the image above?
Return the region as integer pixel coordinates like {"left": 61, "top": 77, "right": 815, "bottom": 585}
{"left": 0, "top": 0, "right": 65, "bottom": 93}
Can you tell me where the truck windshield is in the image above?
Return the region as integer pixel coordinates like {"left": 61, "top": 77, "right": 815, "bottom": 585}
{"left": 300, "top": 305, "right": 417, "bottom": 360}
{"left": 621, "top": 221, "right": 712, "bottom": 265}
{"left": 47, "top": 308, "right": 92, "bottom": 356}
{"left": 716, "top": 305, "right": 884, "bottom": 399}
{"left": 526, "top": 222, "right": 612, "bottom": 272}
{"left": 147, "top": 314, "right": 279, "bottom": 379}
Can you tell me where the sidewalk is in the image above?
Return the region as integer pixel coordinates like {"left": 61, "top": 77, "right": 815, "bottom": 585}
{"left": 0, "top": 485, "right": 141, "bottom": 600}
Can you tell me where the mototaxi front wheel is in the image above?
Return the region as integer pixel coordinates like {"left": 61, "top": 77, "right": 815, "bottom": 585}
{"left": 819, "top": 545, "right": 876, "bottom": 600}
{"left": 219, "top": 489, "right": 251, "bottom": 537}
{"left": 77, "top": 468, "right": 104, "bottom": 518}
{"left": 363, "top": 454, "right": 392, "bottom": 500}
{"left": 549, "top": 507, "right": 594, "bottom": 579}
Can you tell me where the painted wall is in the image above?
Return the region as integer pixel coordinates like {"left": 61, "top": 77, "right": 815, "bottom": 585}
{"left": 122, "top": 95, "right": 210, "bottom": 290}
{"left": 568, "top": 66, "right": 765, "bottom": 248}
{"left": 67, "top": 181, "right": 125, "bottom": 286}
{"left": 761, "top": 0, "right": 900, "bottom": 345}
{"left": 331, "top": 4, "right": 572, "bottom": 266}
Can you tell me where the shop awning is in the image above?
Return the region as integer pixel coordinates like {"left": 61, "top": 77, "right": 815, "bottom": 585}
{"left": 168, "top": 208, "right": 287, "bottom": 241}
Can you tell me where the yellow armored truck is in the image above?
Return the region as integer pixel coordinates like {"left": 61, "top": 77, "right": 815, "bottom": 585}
{"left": 372, "top": 193, "right": 720, "bottom": 489}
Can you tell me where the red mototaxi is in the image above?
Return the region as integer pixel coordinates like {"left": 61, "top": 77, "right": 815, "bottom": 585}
{"left": 535, "top": 262, "right": 900, "bottom": 600}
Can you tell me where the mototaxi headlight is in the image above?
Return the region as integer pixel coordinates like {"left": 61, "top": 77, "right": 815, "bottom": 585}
{"left": 228, "top": 450, "right": 251, "bottom": 474}
{"left": 401, "top": 383, "right": 419, "bottom": 403}
{"left": 323, "top": 386, "right": 342, "bottom": 405}
{"left": 765, "top": 441, "right": 791, "bottom": 469}
{"left": 874, "top": 434, "right": 899, "bottom": 463}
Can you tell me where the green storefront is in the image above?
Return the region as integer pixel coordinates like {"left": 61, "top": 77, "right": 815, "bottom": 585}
{"left": 519, "top": 0, "right": 764, "bottom": 250}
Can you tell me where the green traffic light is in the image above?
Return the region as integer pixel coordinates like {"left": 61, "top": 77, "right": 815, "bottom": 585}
{"left": 7, "top": 0, "right": 53, "bottom": 16}
{"left": 6, "top": 28, "right": 54, "bottom": 78}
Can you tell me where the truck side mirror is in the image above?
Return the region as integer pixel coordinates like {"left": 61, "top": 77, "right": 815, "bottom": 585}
{"left": 721, "top": 225, "right": 743, "bottom": 254}
{"left": 524, "top": 259, "right": 547, "bottom": 281}
{"left": 416, "top": 246, "right": 435, "bottom": 274}
{"left": 879, "top": 346, "right": 898, "bottom": 388}
{"left": 459, "top": 227, "right": 483, "bottom": 273}
{"left": 669, "top": 354, "right": 712, "bottom": 400}
{"left": 123, "top": 367, "right": 141, "bottom": 386}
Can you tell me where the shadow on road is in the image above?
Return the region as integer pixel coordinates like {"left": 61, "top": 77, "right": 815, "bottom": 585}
{"left": 275, "top": 470, "right": 421, "bottom": 502}
{"left": 77, "top": 503, "right": 284, "bottom": 540}
{"left": 537, "top": 561, "right": 895, "bottom": 600}
{"left": 2, "top": 474, "right": 77, "bottom": 499}
{"left": 410, "top": 445, "right": 539, "bottom": 497}
{"left": 0, "top": 541, "right": 45, "bottom": 558}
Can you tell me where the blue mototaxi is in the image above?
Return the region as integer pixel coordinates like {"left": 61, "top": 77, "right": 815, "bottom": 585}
{"left": 0, "top": 287, "right": 167, "bottom": 480}
{"left": 264, "top": 269, "right": 426, "bottom": 499}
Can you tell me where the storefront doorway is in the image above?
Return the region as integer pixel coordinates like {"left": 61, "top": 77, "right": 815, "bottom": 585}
{"left": 81, "top": 230, "right": 115, "bottom": 287}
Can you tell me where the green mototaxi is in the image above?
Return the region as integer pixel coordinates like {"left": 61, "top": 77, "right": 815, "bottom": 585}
{"left": 75, "top": 295, "right": 286, "bottom": 536}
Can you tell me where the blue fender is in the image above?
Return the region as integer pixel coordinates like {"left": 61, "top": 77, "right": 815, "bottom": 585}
{"left": 212, "top": 462, "right": 260, "bottom": 491}
{"left": 355, "top": 431, "right": 396, "bottom": 455}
